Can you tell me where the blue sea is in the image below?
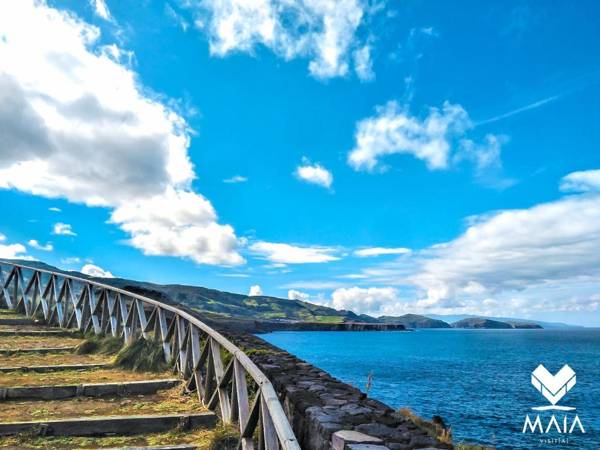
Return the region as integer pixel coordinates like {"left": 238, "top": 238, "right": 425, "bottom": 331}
{"left": 259, "top": 329, "right": 600, "bottom": 449}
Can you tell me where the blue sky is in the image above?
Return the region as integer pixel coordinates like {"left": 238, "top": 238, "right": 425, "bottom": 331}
{"left": 1, "top": 0, "right": 600, "bottom": 325}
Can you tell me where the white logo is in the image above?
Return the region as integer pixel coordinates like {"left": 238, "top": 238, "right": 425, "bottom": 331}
{"left": 522, "top": 364, "right": 585, "bottom": 437}
{"left": 531, "top": 364, "right": 576, "bottom": 411}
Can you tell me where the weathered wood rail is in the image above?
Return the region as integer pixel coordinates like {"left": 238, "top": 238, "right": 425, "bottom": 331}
{"left": 0, "top": 261, "right": 300, "bottom": 450}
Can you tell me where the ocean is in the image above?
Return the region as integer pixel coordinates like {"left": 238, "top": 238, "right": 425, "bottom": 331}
{"left": 259, "top": 329, "right": 600, "bottom": 449}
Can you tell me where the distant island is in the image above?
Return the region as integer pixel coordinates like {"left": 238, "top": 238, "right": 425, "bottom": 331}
{"left": 378, "top": 314, "right": 542, "bottom": 329}
{"left": 379, "top": 314, "right": 451, "bottom": 328}
{"left": 4, "top": 259, "right": 583, "bottom": 332}
{"left": 451, "top": 317, "right": 542, "bottom": 329}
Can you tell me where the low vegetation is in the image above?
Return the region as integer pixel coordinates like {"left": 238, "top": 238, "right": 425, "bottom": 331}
{"left": 1, "top": 350, "right": 109, "bottom": 367}
{"left": 208, "top": 424, "right": 239, "bottom": 449}
{"left": 397, "top": 408, "right": 452, "bottom": 445}
{"left": 114, "top": 338, "right": 168, "bottom": 373}
{"left": 0, "top": 427, "right": 215, "bottom": 449}
{"left": 397, "top": 408, "right": 495, "bottom": 450}
{"left": 0, "top": 334, "right": 83, "bottom": 350}
{"left": 0, "top": 367, "right": 169, "bottom": 387}
{"left": 0, "top": 386, "right": 203, "bottom": 423}
{"left": 76, "top": 334, "right": 123, "bottom": 355}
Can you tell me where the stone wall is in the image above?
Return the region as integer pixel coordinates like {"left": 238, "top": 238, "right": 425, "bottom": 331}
{"left": 227, "top": 331, "right": 452, "bottom": 450}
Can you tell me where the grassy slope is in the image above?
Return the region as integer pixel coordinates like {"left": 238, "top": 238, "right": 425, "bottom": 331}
{"left": 3, "top": 259, "right": 378, "bottom": 324}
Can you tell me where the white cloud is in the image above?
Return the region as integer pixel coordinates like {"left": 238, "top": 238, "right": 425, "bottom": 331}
{"left": 250, "top": 241, "right": 339, "bottom": 264}
{"left": 331, "top": 286, "right": 401, "bottom": 315}
{"left": 295, "top": 158, "right": 333, "bottom": 189}
{"left": 288, "top": 289, "right": 309, "bottom": 301}
{"left": 49, "top": 207, "right": 61, "bottom": 212}
{"left": 0, "top": 1, "right": 242, "bottom": 266}
{"left": 0, "top": 234, "right": 28, "bottom": 259}
{"left": 223, "top": 175, "right": 247, "bottom": 184}
{"left": 28, "top": 239, "right": 54, "bottom": 252}
{"left": 348, "top": 101, "right": 472, "bottom": 172}
{"left": 353, "top": 44, "right": 374, "bottom": 81}
{"left": 165, "top": 3, "right": 189, "bottom": 32}
{"left": 91, "top": 0, "right": 111, "bottom": 21}
{"left": 110, "top": 188, "right": 242, "bottom": 265}
{"left": 53, "top": 223, "right": 76, "bottom": 236}
{"left": 248, "top": 284, "right": 262, "bottom": 296}
{"left": 411, "top": 193, "right": 600, "bottom": 312}
{"left": 187, "top": 0, "right": 373, "bottom": 80}
{"left": 348, "top": 100, "right": 514, "bottom": 186}
{"left": 457, "top": 135, "right": 516, "bottom": 189}
{"left": 61, "top": 257, "right": 81, "bottom": 265}
{"left": 560, "top": 169, "right": 600, "bottom": 193}
{"left": 354, "top": 247, "right": 411, "bottom": 257}
{"left": 81, "top": 263, "right": 114, "bottom": 278}
{"left": 282, "top": 280, "right": 346, "bottom": 289}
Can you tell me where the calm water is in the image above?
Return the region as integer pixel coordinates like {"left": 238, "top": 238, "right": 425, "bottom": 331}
{"left": 259, "top": 329, "right": 600, "bottom": 449}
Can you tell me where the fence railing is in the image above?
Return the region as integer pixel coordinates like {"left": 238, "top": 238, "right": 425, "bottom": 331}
{"left": 0, "top": 261, "right": 300, "bottom": 450}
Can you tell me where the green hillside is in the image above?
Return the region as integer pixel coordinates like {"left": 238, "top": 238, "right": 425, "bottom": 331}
{"left": 4, "top": 259, "right": 375, "bottom": 324}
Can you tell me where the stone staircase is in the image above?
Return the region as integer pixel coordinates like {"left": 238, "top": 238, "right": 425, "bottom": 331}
{"left": 0, "top": 310, "right": 219, "bottom": 449}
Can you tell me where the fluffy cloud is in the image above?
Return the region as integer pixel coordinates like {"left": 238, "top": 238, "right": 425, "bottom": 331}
{"left": 81, "top": 263, "right": 114, "bottom": 278}
{"left": 354, "top": 247, "right": 411, "bottom": 257}
{"left": 348, "top": 101, "right": 506, "bottom": 178}
{"left": 49, "top": 207, "right": 61, "bottom": 212}
{"left": 353, "top": 44, "right": 374, "bottom": 81}
{"left": 411, "top": 191, "right": 600, "bottom": 311}
{"left": 91, "top": 0, "right": 111, "bottom": 20}
{"left": 560, "top": 169, "right": 600, "bottom": 193}
{"left": 53, "top": 223, "right": 76, "bottom": 236}
{"left": 250, "top": 241, "right": 339, "bottom": 264}
{"left": 248, "top": 285, "right": 263, "bottom": 296}
{"left": 331, "top": 287, "right": 401, "bottom": 315}
{"left": 288, "top": 289, "right": 309, "bottom": 301}
{"left": 0, "top": 234, "right": 28, "bottom": 259}
{"left": 348, "top": 101, "right": 470, "bottom": 172}
{"left": 0, "top": 1, "right": 242, "bottom": 266}
{"left": 187, "top": 0, "right": 372, "bottom": 80}
{"left": 295, "top": 158, "right": 333, "bottom": 189}
{"left": 28, "top": 240, "right": 54, "bottom": 252}
{"left": 110, "top": 188, "right": 242, "bottom": 265}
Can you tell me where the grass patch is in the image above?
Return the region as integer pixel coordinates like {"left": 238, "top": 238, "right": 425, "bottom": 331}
{"left": 456, "top": 445, "right": 496, "bottom": 450}
{"left": 0, "top": 427, "right": 215, "bottom": 449}
{"left": 0, "top": 350, "right": 109, "bottom": 368}
{"left": 114, "top": 338, "right": 168, "bottom": 373}
{"left": 397, "top": 409, "right": 495, "bottom": 449}
{"left": 76, "top": 334, "right": 123, "bottom": 355}
{"left": 0, "top": 385, "right": 205, "bottom": 423}
{"left": 0, "top": 334, "right": 83, "bottom": 350}
{"left": 397, "top": 408, "right": 452, "bottom": 445}
{"left": 209, "top": 423, "right": 239, "bottom": 449}
{"left": 0, "top": 367, "right": 169, "bottom": 387}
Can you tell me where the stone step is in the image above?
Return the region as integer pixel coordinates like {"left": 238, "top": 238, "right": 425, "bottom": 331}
{"left": 0, "top": 346, "right": 77, "bottom": 355}
{"left": 0, "top": 329, "right": 79, "bottom": 337}
{"left": 0, "top": 412, "right": 217, "bottom": 437}
{"left": 0, "top": 362, "right": 111, "bottom": 373}
{"left": 0, "top": 378, "right": 180, "bottom": 401}
{"left": 0, "top": 318, "right": 37, "bottom": 326}
{"left": 110, "top": 446, "right": 197, "bottom": 450}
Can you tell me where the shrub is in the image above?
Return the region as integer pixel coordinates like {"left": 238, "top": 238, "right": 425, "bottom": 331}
{"left": 113, "top": 338, "right": 168, "bottom": 372}
{"left": 209, "top": 424, "right": 239, "bottom": 450}
{"left": 76, "top": 334, "right": 123, "bottom": 355}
